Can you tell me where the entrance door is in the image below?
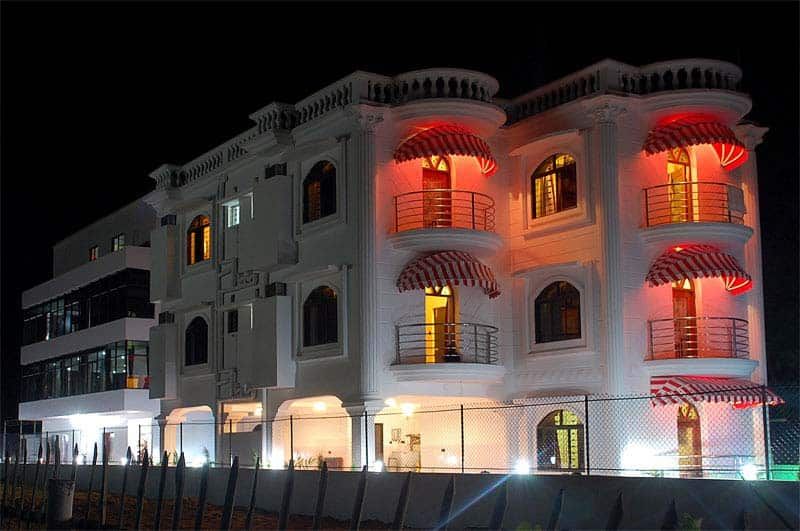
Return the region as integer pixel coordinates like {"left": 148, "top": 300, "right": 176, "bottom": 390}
{"left": 425, "top": 286, "right": 458, "bottom": 362}
{"left": 374, "top": 423, "right": 384, "bottom": 463}
{"left": 667, "top": 147, "right": 692, "bottom": 223}
{"left": 677, "top": 404, "right": 702, "bottom": 477}
{"left": 672, "top": 279, "right": 697, "bottom": 358}
{"left": 422, "top": 156, "right": 452, "bottom": 228}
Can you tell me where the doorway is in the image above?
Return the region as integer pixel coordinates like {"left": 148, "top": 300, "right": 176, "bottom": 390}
{"left": 667, "top": 147, "right": 692, "bottom": 223}
{"left": 677, "top": 403, "right": 702, "bottom": 477}
{"left": 425, "top": 286, "right": 458, "bottom": 362}
{"left": 672, "top": 278, "right": 697, "bottom": 358}
{"left": 422, "top": 155, "right": 452, "bottom": 228}
{"left": 537, "top": 409, "right": 584, "bottom": 470}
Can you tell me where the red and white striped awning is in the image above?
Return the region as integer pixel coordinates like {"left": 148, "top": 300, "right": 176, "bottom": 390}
{"left": 643, "top": 115, "right": 748, "bottom": 171}
{"left": 646, "top": 244, "right": 752, "bottom": 295}
{"left": 394, "top": 125, "right": 498, "bottom": 177}
{"left": 397, "top": 251, "right": 500, "bottom": 298}
{"left": 650, "top": 376, "right": 784, "bottom": 409}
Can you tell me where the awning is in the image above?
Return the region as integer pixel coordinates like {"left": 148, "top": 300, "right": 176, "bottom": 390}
{"left": 645, "top": 244, "right": 752, "bottom": 295}
{"left": 394, "top": 125, "right": 498, "bottom": 177}
{"left": 643, "top": 115, "right": 748, "bottom": 171}
{"left": 650, "top": 376, "right": 784, "bottom": 409}
{"left": 397, "top": 250, "right": 500, "bottom": 298}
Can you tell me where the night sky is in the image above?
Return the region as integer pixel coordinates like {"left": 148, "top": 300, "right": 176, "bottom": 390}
{"left": 1, "top": 2, "right": 797, "bottom": 423}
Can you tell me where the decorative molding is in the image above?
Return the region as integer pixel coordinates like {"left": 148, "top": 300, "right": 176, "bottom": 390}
{"left": 735, "top": 123, "right": 769, "bottom": 151}
{"left": 587, "top": 101, "right": 627, "bottom": 124}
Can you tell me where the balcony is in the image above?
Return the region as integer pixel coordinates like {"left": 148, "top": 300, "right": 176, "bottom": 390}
{"left": 387, "top": 190, "right": 503, "bottom": 255}
{"left": 645, "top": 317, "right": 757, "bottom": 378}
{"left": 390, "top": 322, "right": 504, "bottom": 383}
{"left": 640, "top": 182, "right": 752, "bottom": 248}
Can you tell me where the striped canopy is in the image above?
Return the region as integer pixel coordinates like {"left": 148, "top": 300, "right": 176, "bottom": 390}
{"left": 394, "top": 125, "right": 498, "bottom": 177}
{"left": 646, "top": 244, "right": 752, "bottom": 295}
{"left": 650, "top": 376, "right": 784, "bottom": 409}
{"left": 643, "top": 116, "right": 748, "bottom": 171}
{"left": 397, "top": 251, "right": 500, "bottom": 299}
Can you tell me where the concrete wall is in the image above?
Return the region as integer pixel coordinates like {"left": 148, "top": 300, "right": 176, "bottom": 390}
{"left": 15, "top": 465, "right": 798, "bottom": 529}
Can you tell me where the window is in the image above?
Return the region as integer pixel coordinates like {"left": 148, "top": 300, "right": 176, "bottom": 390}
{"left": 227, "top": 202, "right": 240, "bottom": 227}
{"left": 537, "top": 410, "right": 584, "bottom": 470}
{"left": 227, "top": 310, "right": 238, "bottom": 334}
{"left": 185, "top": 317, "right": 208, "bottom": 366}
{"left": 89, "top": 246, "right": 99, "bottom": 261}
{"left": 187, "top": 215, "right": 212, "bottom": 265}
{"left": 667, "top": 147, "right": 692, "bottom": 223}
{"left": 302, "top": 161, "right": 336, "bottom": 223}
{"left": 303, "top": 286, "right": 338, "bottom": 347}
{"left": 535, "top": 281, "right": 581, "bottom": 343}
{"left": 112, "top": 233, "right": 126, "bottom": 252}
{"left": 531, "top": 154, "right": 577, "bottom": 219}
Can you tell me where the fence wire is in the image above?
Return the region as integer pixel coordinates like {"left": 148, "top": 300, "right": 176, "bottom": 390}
{"left": 3, "top": 385, "right": 798, "bottom": 480}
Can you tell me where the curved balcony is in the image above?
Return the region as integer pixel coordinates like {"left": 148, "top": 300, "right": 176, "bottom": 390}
{"left": 640, "top": 182, "right": 753, "bottom": 248}
{"left": 645, "top": 317, "right": 756, "bottom": 378}
{"left": 391, "top": 322, "right": 504, "bottom": 383}
{"left": 387, "top": 190, "right": 503, "bottom": 255}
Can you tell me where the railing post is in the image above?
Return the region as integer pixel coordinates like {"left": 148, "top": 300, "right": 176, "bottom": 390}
{"left": 289, "top": 415, "right": 294, "bottom": 467}
{"left": 364, "top": 410, "right": 369, "bottom": 468}
{"left": 647, "top": 321, "right": 654, "bottom": 360}
{"left": 460, "top": 405, "right": 465, "bottom": 474}
{"left": 395, "top": 326, "right": 401, "bottom": 365}
{"left": 394, "top": 196, "right": 398, "bottom": 232}
{"left": 228, "top": 419, "right": 233, "bottom": 466}
{"left": 729, "top": 319, "right": 736, "bottom": 359}
{"left": 180, "top": 422, "right": 183, "bottom": 455}
{"left": 471, "top": 192, "right": 476, "bottom": 230}
{"left": 761, "top": 386, "right": 771, "bottom": 480}
{"left": 644, "top": 189, "right": 650, "bottom": 227}
{"left": 584, "top": 395, "right": 590, "bottom": 475}
{"left": 138, "top": 424, "right": 142, "bottom": 463}
{"left": 474, "top": 324, "right": 479, "bottom": 363}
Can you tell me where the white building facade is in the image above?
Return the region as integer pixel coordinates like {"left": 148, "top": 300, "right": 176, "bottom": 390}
{"left": 135, "top": 59, "right": 777, "bottom": 476}
{"left": 17, "top": 200, "right": 160, "bottom": 464}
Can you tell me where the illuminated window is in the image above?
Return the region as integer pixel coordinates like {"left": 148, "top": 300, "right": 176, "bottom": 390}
{"left": 535, "top": 281, "right": 581, "bottom": 343}
{"left": 89, "top": 246, "right": 99, "bottom": 262}
{"left": 112, "top": 234, "right": 125, "bottom": 252}
{"left": 531, "top": 154, "right": 577, "bottom": 219}
{"left": 187, "top": 215, "right": 212, "bottom": 265}
{"left": 303, "top": 286, "right": 338, "bottom": 347}
{"left": 227, "top": 202, "right": 240, "bottom": 227}
{"left": 667, "top": 147, "right": 692, "bottom": 223}
{"left": 185, "top": 316, "right": 208, "bottom": 366}
{"left": 302, "top": 161, "right": 336, "bottom": 224}
{"left": 537, "top": 410, "right": 584, "bottom": 470}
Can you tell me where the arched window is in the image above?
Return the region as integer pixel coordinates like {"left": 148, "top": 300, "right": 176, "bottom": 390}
{"left": 667, "top": 147, "right": 692, "bottom": 222}
{"left": 535, "top": 281, "right": 581, "bottom": 343}
{"left": 185, "top": 317, "right": 208, "bottom": 366}
{"left": 677, "top": 403, "right": 702, "bottom": 477}
{"left": 187, "top": 215, "right": 211, "bottom": 265}
{"left": 421, "top": 156, "right": 452, "bottom": 228}
{"left": 537, "top": 409, "right": 584, "bottom": 470}
{"left": 303, "top": 286, "right": 338, "bottom": 347}
{"left": 303, "top": 161, "right": 337, "bottom": 223}
{"left": 531, "top": 154, "right": 577, "bottom": 219}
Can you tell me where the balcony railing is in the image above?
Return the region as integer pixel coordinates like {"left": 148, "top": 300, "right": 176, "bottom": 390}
{"left": 394, "top": 322, "right": 499, "bottom": 365}
{"left": 643, "top": 182, "right": 745, "bottom": 227}
{"left": 393, "top": 190, "right": 496, "bottom": 233}
{"left": 647, "top": 317, "right": 749, "bottom": 360}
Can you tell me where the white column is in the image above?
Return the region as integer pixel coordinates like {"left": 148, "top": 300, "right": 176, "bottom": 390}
{"left": 259, "top": 389, "right": 273, "bottom": 466}
{"left": 347, "top": 107, "right": 384, "bottom": 401}
{"left": 588, "top": 101, "right": 627, "bottom": 395}
{"left": 345, "top": 403, "right": 381, "bottom": 470}
{"left": 736, "top": 124, "right": 769, "bottom": 384}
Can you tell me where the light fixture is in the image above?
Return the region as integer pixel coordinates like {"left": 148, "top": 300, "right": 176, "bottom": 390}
{"left": 514, "top": 458, "right": 530, "bottom": 475}
{"left": 400, "top": 403, "right": 415, "bottom": 417}
{"left": 384, "top": 398, "right": 397, "bottom": 408}
{"left": 371, "top": 460, "right": 384, "bottom": 472}
{"left": 446, "top": 455, "right": 458, "bottom": 466}
{"left": 312, "top": 401, "right": 327, "bottom": 412}
{"left": 740, "top": 463, "right": 759, "bottom": 481}
{"left": 254, "top": 406, "right": 263, "bottom": 416}
{"left": 120, "top": 457, "right": 128, "bottom": 466}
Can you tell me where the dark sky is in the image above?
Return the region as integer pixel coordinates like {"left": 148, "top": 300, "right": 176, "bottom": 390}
{"left": 2, "top": 2, "right": 798, "bottom": 421}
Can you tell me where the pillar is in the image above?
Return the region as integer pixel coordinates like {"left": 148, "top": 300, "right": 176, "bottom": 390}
{"left": 155, "top": 416, "right": 167, "bottom": 463}
{"left": 345, "top": 402, "right": 382, "bottom": 470}
{"left": 347, "top": 106, "right": 384, "bottom": 401}
{"left": 259, "top": 389, "right": 275, "bottom": 467}
{"left": 587, "top": 100, "right": 627, "bottom": 395}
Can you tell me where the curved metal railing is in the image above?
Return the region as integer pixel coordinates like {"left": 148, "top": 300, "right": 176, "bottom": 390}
{"left": 643, "top": 182, "right": 745, "bottom": 227}
{"left": 394, "top": 322, "right": 499, "bottom": 365}
{"left": 393, "top": 189, "right": 496, "bottom": 233}
{"left": 647, "top": 317, "right": 749, "bottom": 360}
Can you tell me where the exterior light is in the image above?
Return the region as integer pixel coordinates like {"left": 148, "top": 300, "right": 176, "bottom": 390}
{"left": 384, "top": 398, "right": 397, "bottom": 407}
{"left": 254, "top": 406, "right": 263, "bottom": 416}
{"left": 190, "top": 455, "right": 208, "bottom": 468}
{"left": 514, "top": 458, "right": 530, "bottom": 474}
{"left": 740, "top": 463, "right": 759, "bottom": 481}
{"left": 446, "top": 454, "right": 458, "bottom": 466}
{"left": 401, "top": 403, "right": 415, "bottom": 417}
{"left": 371, "top": 460, "right": 384, "bottom": 472}
{"left": 120, "top": 457, "right": 128, "bottom": 466}
{"left": 313, "top": 401, "right": 327, "bottom": 412}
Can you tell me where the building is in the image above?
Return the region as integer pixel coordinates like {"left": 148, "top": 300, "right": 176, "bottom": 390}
{"left": 23, "top": 58, "right": 779, "bottom": 476}
{"left": 17, "top": 200, "right": 159, "bottom": 463}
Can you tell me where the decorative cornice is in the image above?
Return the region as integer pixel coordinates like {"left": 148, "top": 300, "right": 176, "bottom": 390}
{"left": 586, "top": 101, "right": 628, "bottom": 124}
{"left": 345, "top": 105, "right": 385, "bottom": 132}
{"left": 735, "top": 123, "right": 769, "bottom": 151}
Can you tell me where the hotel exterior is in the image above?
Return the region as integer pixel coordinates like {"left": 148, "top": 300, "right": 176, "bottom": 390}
{"left": 18, "top": 58, "right": 781, "bottom": 475}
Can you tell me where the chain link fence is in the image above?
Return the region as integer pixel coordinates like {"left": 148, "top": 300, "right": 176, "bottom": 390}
{"left": 4, "top": 385, "right": 798, "bottom": 480}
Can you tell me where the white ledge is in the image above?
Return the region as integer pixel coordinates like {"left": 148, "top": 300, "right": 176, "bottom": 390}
{"left": 389, "top": 362, "right": 506, "bottom": 383}
{"left": 643, "top": 357, "right": 758, "bottom": 378}
{"left": 639, "top": 222, "right": 753, "bottom": 254}
{"left": 387, "top": 228, "right": 503, "bottom": 257}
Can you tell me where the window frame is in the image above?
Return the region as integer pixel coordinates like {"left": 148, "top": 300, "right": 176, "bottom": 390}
{"left": 226, "top": 201, "right": 241, "bottom": 228}
{"left": 184, "top": 316, "right": 209, "bottom": 367}
{"left": 89, "top": 246, "right": 99, "bottom": 262}
{"left": 530, "top": 154, "right": 578, "bottom": 220}
{"left": 294, "top": 269, "right": 347, "bottom": 361}
{"left": 227, "top": 309, "right": 239, "bottom": 334}
{"left": 295, "top": 150, "right": 346, "bottom": 239}
{"left": 112, "top": 233, "right": 126, "bottom": 252}
{"left": 302, "top": 160, "right": 337, "bottom": 225}
{"left": 186, "top": 214, "right": 212, "bottom": 267}
{"left": 534, "top": 281, "right": 582, "bottom": 344}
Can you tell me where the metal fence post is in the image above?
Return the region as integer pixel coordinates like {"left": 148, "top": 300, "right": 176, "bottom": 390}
{"left": 138, "top": 424, "right": 142, "bottom": 463}
{"left": 460, "top": 404, "right": 465, "bottom": 474}
{"left": 228, "top": 419, "right": 233, "bottom": 467}
{"left": 1, "top": 420, "right": 5, "bottom": 463}
{"left": 180, "top": 422, "right": 183, "bottom": 455}
{"left": 471, "top": 192, "right": 476, "bottom": 229}
{"left": 584, "top": 395, "right": 591, "bottom": 475}
{"left": 364, "top": 410, "right": 369, "bottom": 468}
{"left": 289, "top": 415, "right": 294, "bottom": 467}
{"left": 102, "top": 426, "right": 106, "bottom": 463}
{"left": 761, "top": 385, "right": 771, "bottom": 480}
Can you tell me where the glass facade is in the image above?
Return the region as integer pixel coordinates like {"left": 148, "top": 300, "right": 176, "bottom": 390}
{"left": 22, "top": 268, "right": 153, "bottom": 345}
{"left": 20, "top": 340, "right": 149, "bottom": 402}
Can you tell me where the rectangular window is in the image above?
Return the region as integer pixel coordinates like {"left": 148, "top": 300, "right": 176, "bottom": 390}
{"left": 227, "top": 309, "right": 238, "bottom": 333}
{"left": 89, "top": 246, "right": 99, "bottom": 261}
{"left": 227, "top": 202, "right": 240, "bottom": 227}
{"left": 112, "top": 233, "right": 126, "bottom": 252}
